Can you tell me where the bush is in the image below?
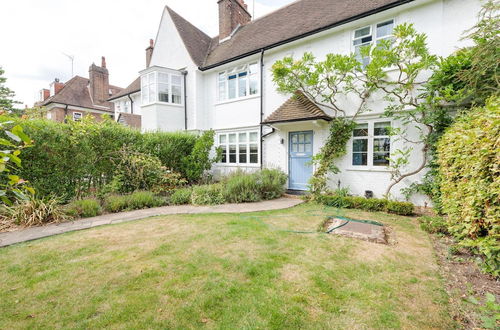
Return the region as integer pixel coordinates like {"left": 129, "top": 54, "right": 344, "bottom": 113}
{"left": 104, "top": 192, "right": 165, "bottom": 213}
{"left": 2, "top": 197, "right": 67, "bottom": 226}
{"left": 191, "top": 184, "right": 225, "bottom": 205}
{"left": 254, "top": 169, "right": 287, "bottom": 200}
{"left": 437, "top": 98, "right": 500, "bottom": 275}
{"left": 152, "top": 170, "right": 188, "bottom": 196}
{"left": 418, "top": 216, "right": 448, "bottom": 234}
{"left": 386, "top": 201, "right": 414, "bottom": 216}
{"left": 65, "top": 198, "right": 102, "bottom": 218}
{"left": 170, "top": 188, "right": 192, "bottom": 205}
{"left": 318, "top": 194, "right": 414, "bottom": 216}
{"left": 223, "top": 171, "right": 261, "bottom": 203}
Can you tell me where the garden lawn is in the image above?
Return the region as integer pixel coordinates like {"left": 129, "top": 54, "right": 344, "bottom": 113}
{"left": 0, "top": 203, "right": 453, "bottom": 329}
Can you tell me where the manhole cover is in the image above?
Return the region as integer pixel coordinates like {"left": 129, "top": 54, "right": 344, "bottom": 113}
{"left": 326, "top": 217, "right": 387, "bottom": 244}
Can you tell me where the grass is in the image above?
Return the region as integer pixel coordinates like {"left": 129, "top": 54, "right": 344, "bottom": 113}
{"left": 0, "top": 203, "right": 453, "bottom": 329}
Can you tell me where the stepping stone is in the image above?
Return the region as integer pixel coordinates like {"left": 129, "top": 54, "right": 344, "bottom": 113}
{"left": 326, "top": 218, "right": 387, "bottom": 244}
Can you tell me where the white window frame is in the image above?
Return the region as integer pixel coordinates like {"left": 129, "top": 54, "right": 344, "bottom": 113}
{"left": 72, "top": 112, "right": 83, "bottom": 121}
{"left": 351, "top": 121, "right": 392, "bottom": 167}
{"left": 352, "top": 18, "right": 395, "bottom": 66}
{"left": 217, "top": 130, "right": 260, "bottom": 166}
{"left": 217, "top": 63, "right": 259, "bottom": 102}
{"left": 141, "top": 70, "right": 184, "bottom": 106}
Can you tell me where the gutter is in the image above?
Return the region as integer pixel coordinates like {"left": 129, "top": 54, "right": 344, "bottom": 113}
{"left": 107, "top": 89, "right": 140, "bottom": 102}
{"left": 199, "top": 0, "right": 414, "bottom": 71}
{"left": 262, "top": 116, "right": 332, "bottom": 125}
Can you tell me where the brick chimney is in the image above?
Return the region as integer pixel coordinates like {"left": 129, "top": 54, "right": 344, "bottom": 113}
{"left": 49, "top": 78, "right": 65, "bottom": 96}
{"left": 218, "top": 0, "right": 251, "bottom": 41}
{"left": 40, "top": 88, "right": 50, "bottom": 101}
{"left": 89, "top": 56, "right": 110, "bottom": 105}
{"left": 146, "top": 39, "right": 154, "bottom": 68}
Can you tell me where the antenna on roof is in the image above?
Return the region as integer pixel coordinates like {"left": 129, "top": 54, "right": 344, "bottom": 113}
{"left": 62, "top": 52, "right": 75, "bottom": 78}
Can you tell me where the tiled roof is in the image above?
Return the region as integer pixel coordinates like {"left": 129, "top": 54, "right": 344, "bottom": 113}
{"left": 108, "top": 77, "right": 140, "bottom": 101}
{"left": 168, "top": 0, "right": 412, "bottom": 69}
{"left": 262, "top": 91, "right": 331, "bottom": 124}
{"left": 38, "top": 76, "right": 123, "bottom": 112}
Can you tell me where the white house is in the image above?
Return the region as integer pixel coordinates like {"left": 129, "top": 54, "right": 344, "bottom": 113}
{"left": 110, "top": 0, "right": 482, "bottom": 205}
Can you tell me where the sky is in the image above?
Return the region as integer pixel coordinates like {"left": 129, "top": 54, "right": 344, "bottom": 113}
{"left": 0, "top": 0, "right": 295, "bottom": 107}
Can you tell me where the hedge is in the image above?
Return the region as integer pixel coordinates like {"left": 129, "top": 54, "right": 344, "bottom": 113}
{"left": 5, "top": 116, "right": 208, "bottom": 201}
{"left": 317, "top": 194, "right": 414, "bottom": 216}
{"left": 437, "top": 97, "right": 499, "bottom": 276}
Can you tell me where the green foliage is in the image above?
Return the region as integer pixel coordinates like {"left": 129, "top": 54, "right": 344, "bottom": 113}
{"left": 437, "top": 98, "right": 499, "bottom": 275}
{"left": 317, "top": 194, "right": 412, "bottom": 216}
{"left": 152, "top": 170, "right": 187, "bottom": 196}
{"left": 191, "top": 184, "right": 225, "bottom": 206}
{"left": 223, "top": 169, "right": 287, "bottom": 203}
{"left": 104, "top": 192, "right": 165, "bottom": 213}
{"left": 0, "top": 67, "right": 20, "bottom": 112}
{"left": 1, "top": 196, "right": 67, "bottom": 226}
{"left": 64, "top": 198, "right": 102, "bottom": 218}
{"left": 182, "top": 130, "right": 221, "bottom": 183}
{"left": 169, "top": 187, "right": 192, "bottom": 205}
{"left": 0, "top": 118, "right": 34, "bottom": 204}
{"left": 467, "top": 293, "right": 500, "bottom": 329}
{"left": 386, "top": 201, "right": 414, "bottom": 216}
{"left": 418, "top": 216, "right": 448, "bottom": 234}
{"left": 253, "top": 168, "right": 287, "bottom": 200}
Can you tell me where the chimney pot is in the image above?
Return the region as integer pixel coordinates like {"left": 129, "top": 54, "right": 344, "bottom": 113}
{"left": 218, "top": 0, "right": 251, "bottom": 41}
{"left": 146, "top": 39, "right": 154, "bottom": 68}
{"left": 101, "top": 56, "right": 106, "bottom": 68}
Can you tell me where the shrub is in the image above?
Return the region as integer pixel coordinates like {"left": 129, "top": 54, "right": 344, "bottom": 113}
{"left": 169, "top": 188, "right": 192, "bottom": 205}
{"left": 254, "top": 169, "right": 287, "bottom": 200}
{"left": 182, "top": 130, "right": 220, "bottom": 183}
{"left": 223, "top": 170, "right": 261, "bottom": 203}
{"left": 191, "top": 184, "right": 225, "bottom": 205}
{"left": 2, "top": 197, "right": 67, "bottom": 226}
{"left": 65, "top": 198, "right": 102, "bottom": 218}
{"left": 386, "top": 201, "right": 414, "bottom": 216}
{"left": 152, "top": 170, "right": 188, "bottom": 196}
{"left": 437, "top": 98, "right": 499, "bottom": 275}
{"left": 104, "top": 192, "right": 165, "bottom": 213}
{"left": 362, "top": 198, "right": 389, "bottom": 212}
{"left": 317, "top": 194, "right": 350, "bottom": 208}
{"left": 418, "top": 216, "right": 448, "bottom": 234}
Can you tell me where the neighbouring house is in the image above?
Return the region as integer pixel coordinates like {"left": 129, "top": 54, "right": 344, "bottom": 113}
{"left": 36, "top": 57, "right": 123, "bottom": 122}
{"left": 110, "top": 0, "right": 482, "bottom": 205}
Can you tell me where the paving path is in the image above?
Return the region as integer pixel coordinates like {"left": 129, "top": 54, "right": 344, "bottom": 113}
{"left": 0, "top": 197, "right": 303, "bottom": 248}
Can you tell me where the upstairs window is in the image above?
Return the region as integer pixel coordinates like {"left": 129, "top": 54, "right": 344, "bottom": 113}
{"left": 218, "top": 63, "right": 259, "bottom": 102}
{"left": 353, "top": 19, "right": 394, "bottom": 66}
{"left": 141, "top": 71, "right": 183, "bottom": 105}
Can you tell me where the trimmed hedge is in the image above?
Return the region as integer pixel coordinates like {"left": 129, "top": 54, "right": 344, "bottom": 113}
{"left": 317, "top": 194, "right": 414, "bottom": 216}
{"left": 437, "top": 98, "right": 499, "bottom": 276}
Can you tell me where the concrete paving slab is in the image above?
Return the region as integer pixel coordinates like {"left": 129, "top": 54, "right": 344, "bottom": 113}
{"left": 0, "top": 197, "right": 303, "bottom": 248}
{"left": 327, "top": 218, "right": 387, "bottom": 244}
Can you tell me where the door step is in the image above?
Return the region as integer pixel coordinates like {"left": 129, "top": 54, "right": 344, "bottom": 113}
{"left": 286, "top": 189, "right": 309, "bottom": 196}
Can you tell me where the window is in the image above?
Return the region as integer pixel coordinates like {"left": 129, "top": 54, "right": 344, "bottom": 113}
{"left": 124, "top": 101, "right": 129, "bottom": 113}
{"left": 73, "top": 112, "right": 82, "bottom": 121}
{"left": 218, "top": 63, "right": 259, "bottom": 101}
{"left": 352, "top": 121, "right": 391, "bottom": 167}
{"left": 218, "top": 131, "right": 259, "bottom": 165}
{"left": 353, "top": 19, "right": 394, "bottom": 66}
{"left": 141, "top": 71, "right": 183, "bottom": 105}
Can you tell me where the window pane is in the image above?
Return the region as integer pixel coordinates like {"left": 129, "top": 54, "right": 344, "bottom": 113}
{"left": 239, "top": 144, "right": 247, "bottom": 163}
{"left": 250, "top": 144, "right": 258, "bottom": 154}
{"left": 229, "top": 145, "right": 236, "bottom": 163}
{"left": 149, "top": 84, "right": 156, "bottom": 103}
{"left": 172, "top": 85, "right": 182, "bottom": 104}
{"left": 354, "top": 26, "right": 370, "bottom": 38}
{"left": 373, "top": 138, "right": 390, "bottom": 152}
{"left": 220, "top": 145, "right": 227, "bottom": 163}
{"left": 353, "top": 139, "right": 368, "bottom": 152}
{"left": 229, "top": 134, "right": 236, "bottom": 143}
{"left": 218, "top": 72, "right": 226, "bottom": 82}
{"left": 249, "top": 132, "right": 258, "bottom": 142}
{"left": 374, "top": 122, "right": 391, "bottom": 136}
{"left": 218, "top": 81, "right": 226, "bottom": 100}
{"left": 305, "top": 134, "right": 312, "bottom": 143}
{"left": 239, "top": 133, "right": 247, "bottom": 143}
{"left": 148, "top": 72, "right": 155, "bottom": 84}
{"left": 377, "top": 20, "right": 394, "bottom": 38}
{"left": 141, "top": 76, "right": 147, "bottom": 88}
{"left": 353, "top": 124, "right": 368, "bottom": 137}
{"left": 292, "top": 144, "right": 298, "bottom": 152}
{"left": 249, "top": 75, "right": 258, "bottom": 95}
{"left": 305, "top": 143, "right": 312, "bottom": 152}
{"left": 373, "top": 153, "right": 390, "bottom": 166}
{"left": 158, "top": 73, "right": 169, "bottom": 84}
{"left": 249, "top": 63, "right": 259, "bottom": 74}
{"left": 250, "top": 154, "right": 258, "bottom": 164}
{"left": 171, "top": 75, "right": 182, "bottom": 85}
{"left": 298, "top": 144, "right": 305, "bottom": 152}
{"left": 219, "top": 134, "right": 226, "bottom": 144}
{"left": 158, "top": 83, "right": 169, "bottom": 102}
{"left": 353, "top": 152, "right": 368, "bottom": 166}
{"left": 238, "top": 72, "right": 247, "bottom": 97}
{"left": 228, "top": 74, "right": 237, "bottom": 99}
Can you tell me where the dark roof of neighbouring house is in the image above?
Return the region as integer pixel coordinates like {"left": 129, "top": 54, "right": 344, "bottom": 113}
{"left": 108, "top": 77, "right": 141, "bottom": 101}
{"left": 168, "top": 0, "right": 413, "bottom": 70}
{"left": 37, "top": 76, "right": 123, "bottom": 112}
{"left": 262, "top": 91, "right": 331, "bottom": 124}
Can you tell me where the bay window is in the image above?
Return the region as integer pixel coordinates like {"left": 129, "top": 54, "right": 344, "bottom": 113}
{"left": 218, "top": 63, "right": 259, "bottom": 102}
{"left": 218, "top": 131, "right": 259, "bottom": 165}
{"left": 353, "top": 19, "right": 394, "bottom": 66}
{"left": 141, "top": 70, "right": 183, "bottom": 105}
{"left": 352, "top": 121, "right": 391, "bottom": 167}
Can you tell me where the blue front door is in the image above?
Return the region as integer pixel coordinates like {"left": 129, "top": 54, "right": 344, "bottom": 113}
{"left": 289, "top": 131, "right": 313, "bottom": 190}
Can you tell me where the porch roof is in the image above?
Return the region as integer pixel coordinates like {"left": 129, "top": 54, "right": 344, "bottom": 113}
{"left": 262, "top": 91, "right": 332, "bottom": 125}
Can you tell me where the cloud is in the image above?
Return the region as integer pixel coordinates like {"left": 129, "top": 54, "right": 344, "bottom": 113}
{"left": 0, "top": 0, "right": 293, "bottom": 107}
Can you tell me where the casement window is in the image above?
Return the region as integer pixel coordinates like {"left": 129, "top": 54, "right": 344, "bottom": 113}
{"left": 352, "top": 121, "right": 391, "bottom": 167}
{"left": 218, "top": 63, "right": 259, "bottom": 101}
{"left": 141, "top": 71, "right": 183, "bottom": 105}
{"left": 353, "top": 19, "right": 394, "bottom": 66}
{"left": 123, "top": 101, "right": 129, "bottom": 113}
{"left": 73, "top": 112, "right": 82, "bottom": 121}
{"left": 218, "top": 131, "right": 259, "bottom": 165}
